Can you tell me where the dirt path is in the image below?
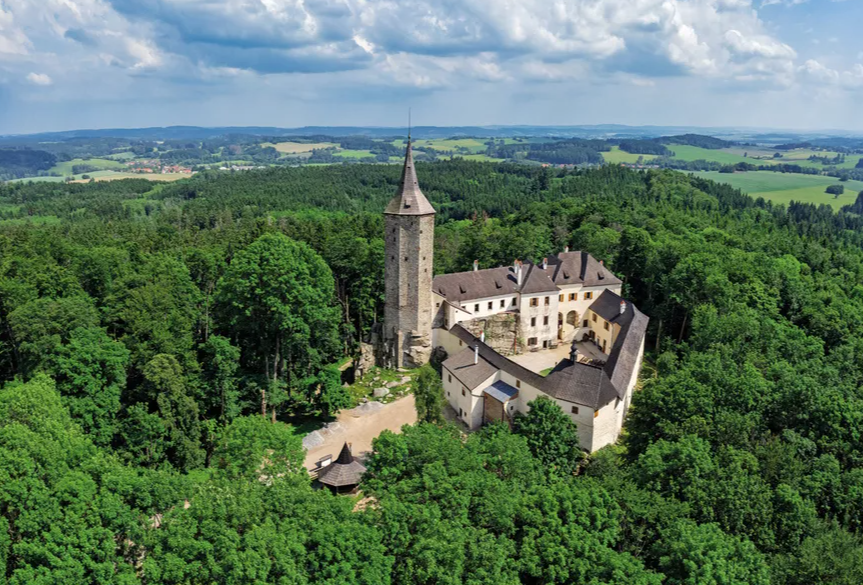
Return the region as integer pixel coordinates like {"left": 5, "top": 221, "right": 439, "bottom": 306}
{"left": 304, "top": 394, "right": 417, "bottom": 469}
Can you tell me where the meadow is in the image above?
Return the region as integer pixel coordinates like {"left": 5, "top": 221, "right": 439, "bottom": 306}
{"left": 265, "top": 141, "right": 337, "bottom": 154}
{"left": 49, "top": 157, "right": 128, "bottom": 175}
{"left": 692, "top": 170, "right": 863, "bottom": 210}
{"left": 602, "top": 146, "right": 658, "bottom": 164}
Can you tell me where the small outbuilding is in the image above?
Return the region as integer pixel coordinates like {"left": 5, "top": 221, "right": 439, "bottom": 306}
{"left": 317, "top": 442, "right": 367, "bottom": 494}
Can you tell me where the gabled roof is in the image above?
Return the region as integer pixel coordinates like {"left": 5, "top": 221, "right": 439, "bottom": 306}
{"left": 384, "top": 140, "right": 436, "bottom": 216}
{"left": 442, "top": 346, "right": 498, "bottom": 391}
{"left": 550, "top": 251, "right": 621, "bottom": 287}
{"left": 431, "top": 252, "right": 620, "bottom": 305}
{"left": 604, "top": 303, "right": 649, "bottom": 398}
{"left": 519, "top": 262, "right": 559, "bottom": 295}
{"left": 317, "top": 443, "right": 367, "bottom": 487}
{"left": 433, "top": 266, "right": 518, "bottom": 303}
{"left": 589, "top": 289, "right": 628, "bottom": 323}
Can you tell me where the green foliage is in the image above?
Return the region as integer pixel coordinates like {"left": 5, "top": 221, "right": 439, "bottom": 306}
{"left": 216, "top": 232, "right": 341, "bottom": 419}
{"left": 48, "top": 326, "right": 130, "bottom": 446}
{"left": 213, "top": 415, "right": 304, "bottom": 479}
{"left": 413, "top": 364, "right": 445, "bottom": 423}
{"left": 5, "top": 158, "right": 863, "bottom": 581}
{"left": 657, "top": 520, "right": 770, "bottom": 585}
{"left": 513, "top": 396, "right": 583, "bottom": 477}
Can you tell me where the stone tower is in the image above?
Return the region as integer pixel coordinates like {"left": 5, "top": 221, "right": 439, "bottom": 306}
{"left": 383, "top": 139, "right": 436, "bottom": 368}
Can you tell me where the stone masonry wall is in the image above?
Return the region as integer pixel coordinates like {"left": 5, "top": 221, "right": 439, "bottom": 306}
{"left": 383, "top": 213, "right": 435, "bottom": 367}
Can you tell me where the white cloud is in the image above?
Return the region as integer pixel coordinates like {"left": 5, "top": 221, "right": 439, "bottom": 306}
{"left": 799, "top": 59, "right": 863, "bottom": 89}
{"left": 26, "top": 72, "right": 52, "bottom": 85}
{"left": 0, "top": 0, "right": 858, "bottom": 120}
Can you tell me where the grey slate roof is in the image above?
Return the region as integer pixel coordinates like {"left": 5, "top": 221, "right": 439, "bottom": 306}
{"left": 484, "top": 380, "right": 519, "bottom": 403}
{"left": 446, "top": 293, "right": 648, "bottom": 408}
{"left": 589, "top": 289, "right": 627, "bottom": 323}
{"left": 432, "top": 252, "right": 621, "bottom": 304}
{"left": 317, "top": 442, "right": 367, "bottom": 487}
{"left": 384, "top": 140, "right": 436, "bottom": 216}
{"left": 443, "top": 347, "right": 498, "bottom": 390}
{"left": 547, "top": 251, "right": 622, "bottom": 287}
{"left": 543, "top": 359, "right": 619, "bottom": 407}
{"left": 604, "top": 303, "right": 649, "bottom": 398}
{"left": 433, "top": 266, "right": 518, "bottom": 304}
{"left": 519, "top": 263, "right": 559, "bottom": 294}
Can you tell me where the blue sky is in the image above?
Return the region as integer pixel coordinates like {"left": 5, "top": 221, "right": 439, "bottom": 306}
{"left": 0, "top": 0, "right": 861, "bottom": 134}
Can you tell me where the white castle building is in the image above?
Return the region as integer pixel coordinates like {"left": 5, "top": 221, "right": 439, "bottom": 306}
{"left": 381, "top": 140, "right": 648, "bottom": 452}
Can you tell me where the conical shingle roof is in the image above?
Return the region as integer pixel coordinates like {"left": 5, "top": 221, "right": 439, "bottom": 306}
{"left": 384, "top": 140, "right": 436, "bottom": 216}
{"left": 317, "top": 442, "right": 367, "bottom": 488}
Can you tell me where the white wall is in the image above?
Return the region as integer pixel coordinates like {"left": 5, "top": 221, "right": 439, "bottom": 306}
{"left": 519, "top": 292, "right": 559, "bottom": 348}
{"left": 442, "top": 364, "right": 497, "bottom": 430}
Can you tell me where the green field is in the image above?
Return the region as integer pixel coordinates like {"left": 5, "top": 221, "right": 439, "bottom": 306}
{"left": 265, "top": 141, "right": 337, "bottom": 154}
{"left": 335, "top": 149, "right": 378, "bottom": 159}
{"left": 602, "top": 147, "right": 658, "bottom": 164}
{"left": 49, "top": 158, "right": 128, "bottom": 175}
{"left": 399, "top": 138, "right": 488, "bottom": 153}
{"left": 693, "top": 171, "right": 863, "bottom": 210}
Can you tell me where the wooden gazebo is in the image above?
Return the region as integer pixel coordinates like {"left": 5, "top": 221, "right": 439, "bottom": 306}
{"left": 317, "top": 442, "right": 366, "bottom": 494}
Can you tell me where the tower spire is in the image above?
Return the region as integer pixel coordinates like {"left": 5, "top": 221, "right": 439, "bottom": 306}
{"left": 384, "top": 132, "right": 435, "bottom": 216}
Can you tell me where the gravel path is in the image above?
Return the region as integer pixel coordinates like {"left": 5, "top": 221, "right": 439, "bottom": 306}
{"left": 303, "top": 394, "right": 417, "bottom": 470}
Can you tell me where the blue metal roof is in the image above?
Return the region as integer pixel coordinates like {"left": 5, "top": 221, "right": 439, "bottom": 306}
{"left": 484, "top": 380, "right": 519, "bottom": 403}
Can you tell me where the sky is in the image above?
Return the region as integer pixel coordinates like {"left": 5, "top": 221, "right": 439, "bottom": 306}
{"left": 0, "top": 0, "right": 861, "bottom": 135}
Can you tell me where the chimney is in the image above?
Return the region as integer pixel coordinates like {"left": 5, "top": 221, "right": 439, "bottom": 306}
{"left": 474, "top": 344, "right": 479, "bottom": 365}
{"left": 600, "top": 260, "right": 604, "bottom": 266}
{"left": 564, "top": 245, "right": 570, "bottom": 253}
{"left": 620, "top": 300, "right": 627, "bottom": 315}
{"left": 542, "top": 257, "right": 548, "bottom": 270}
{"left": 516, "top": 261, "right": 524, "bottom": 286}
{"left": 570, "top": 343, "right": 579, "bottom": 363}
{"left": 473, "top": 259, "right": 479, "bottom": 272}
{"left": 480, "top": 331, "right": 485, "bottom": 343}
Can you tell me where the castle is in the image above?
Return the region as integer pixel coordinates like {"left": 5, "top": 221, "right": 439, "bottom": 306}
{"left": 380, "top": 140, "right": 648, "bottom": 452}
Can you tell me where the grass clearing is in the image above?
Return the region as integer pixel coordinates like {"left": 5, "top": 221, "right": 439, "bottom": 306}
{"left": 71, "top": 171, "right": 193, "bottom": 183}
{"left": 411, "top": 138, "right": 488, "bottom": 153}
{"left": 49, "top": 158, "right": 128, "bottom": 175}
{"left": 336, "top": 149, "right": 377, "bottom": 159}
{"left": 265, "top": 141, "right": 337, "bottom": 154}
{"left": 692, "top": 171, "right": 863, "bottom": 210}
{"left": 602, "top": 147, "right": 658, "bottom": 164}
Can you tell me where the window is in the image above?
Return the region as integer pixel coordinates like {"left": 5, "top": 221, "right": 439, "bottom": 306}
{"left": 569, "top": 293, "right": 577, "bottom": 301}
{"left": 592, "top": 314, "right": 597, "bottom": 322}
{"left": 527, "top": 337, "right": 537, "bottom": 346}
{"left": 516, "top": 380, "right": 522, "bottom": 388}
{"left": 462, "top": 388, "right": 466, "bottom": 397}
{"left": 512, "top": 298, "right": 517, "bottom": 306}
{"left": 447, "top": 392, "right": 450, "bottom": 397}
{"left": 583, "top": 319, "right": 588, "bottom": 327}
{"left": 542, "top": 340, "right": 548, "bottom": 348}
{"left": 584, "top": 291, "right": 593, "bottom": 300}
{"left": 488, "top": 301, "right": 493, "bottom": 310}
{"left": 545, "top": 296, "right": 550, "bottom": 306}
{"left": 530, "top": 298, "right": 538, "bottom": 307}
{"left": 604, "top": 321, "right": 609, "bottom": 331}
{"left": 543, "top": 316, "right": 549, "bottom": 325}
{"left": 474, "top": 304, "right": 479, "bottom": 312}
{"left": 500, "top": 299, "right": 505, "bottom": 308}
{"left": 559, "top": 294, "right": 564, "bottom": 302}
{"left": 531, "top": 317, "right": 537, "bottom": 327}
{"left": 459, "top": 340, "right": 463, "bottom": 347}
{"left": 571, "top": 406, "right": 579, "bottom": 415}
{"left": 448, "top": 374, "right": 452, "bottom": 383}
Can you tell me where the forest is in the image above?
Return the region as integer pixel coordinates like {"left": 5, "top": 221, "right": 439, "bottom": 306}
{"left": 3, "top": 160, "right": 863, "bottom": 583}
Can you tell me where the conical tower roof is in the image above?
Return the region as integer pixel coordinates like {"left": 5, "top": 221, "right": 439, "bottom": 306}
{"left": 384, "top": 139, "right": 436, "bottom": 216}
{"left": 318, "top": 442, "right": 367, "bottom": 488}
